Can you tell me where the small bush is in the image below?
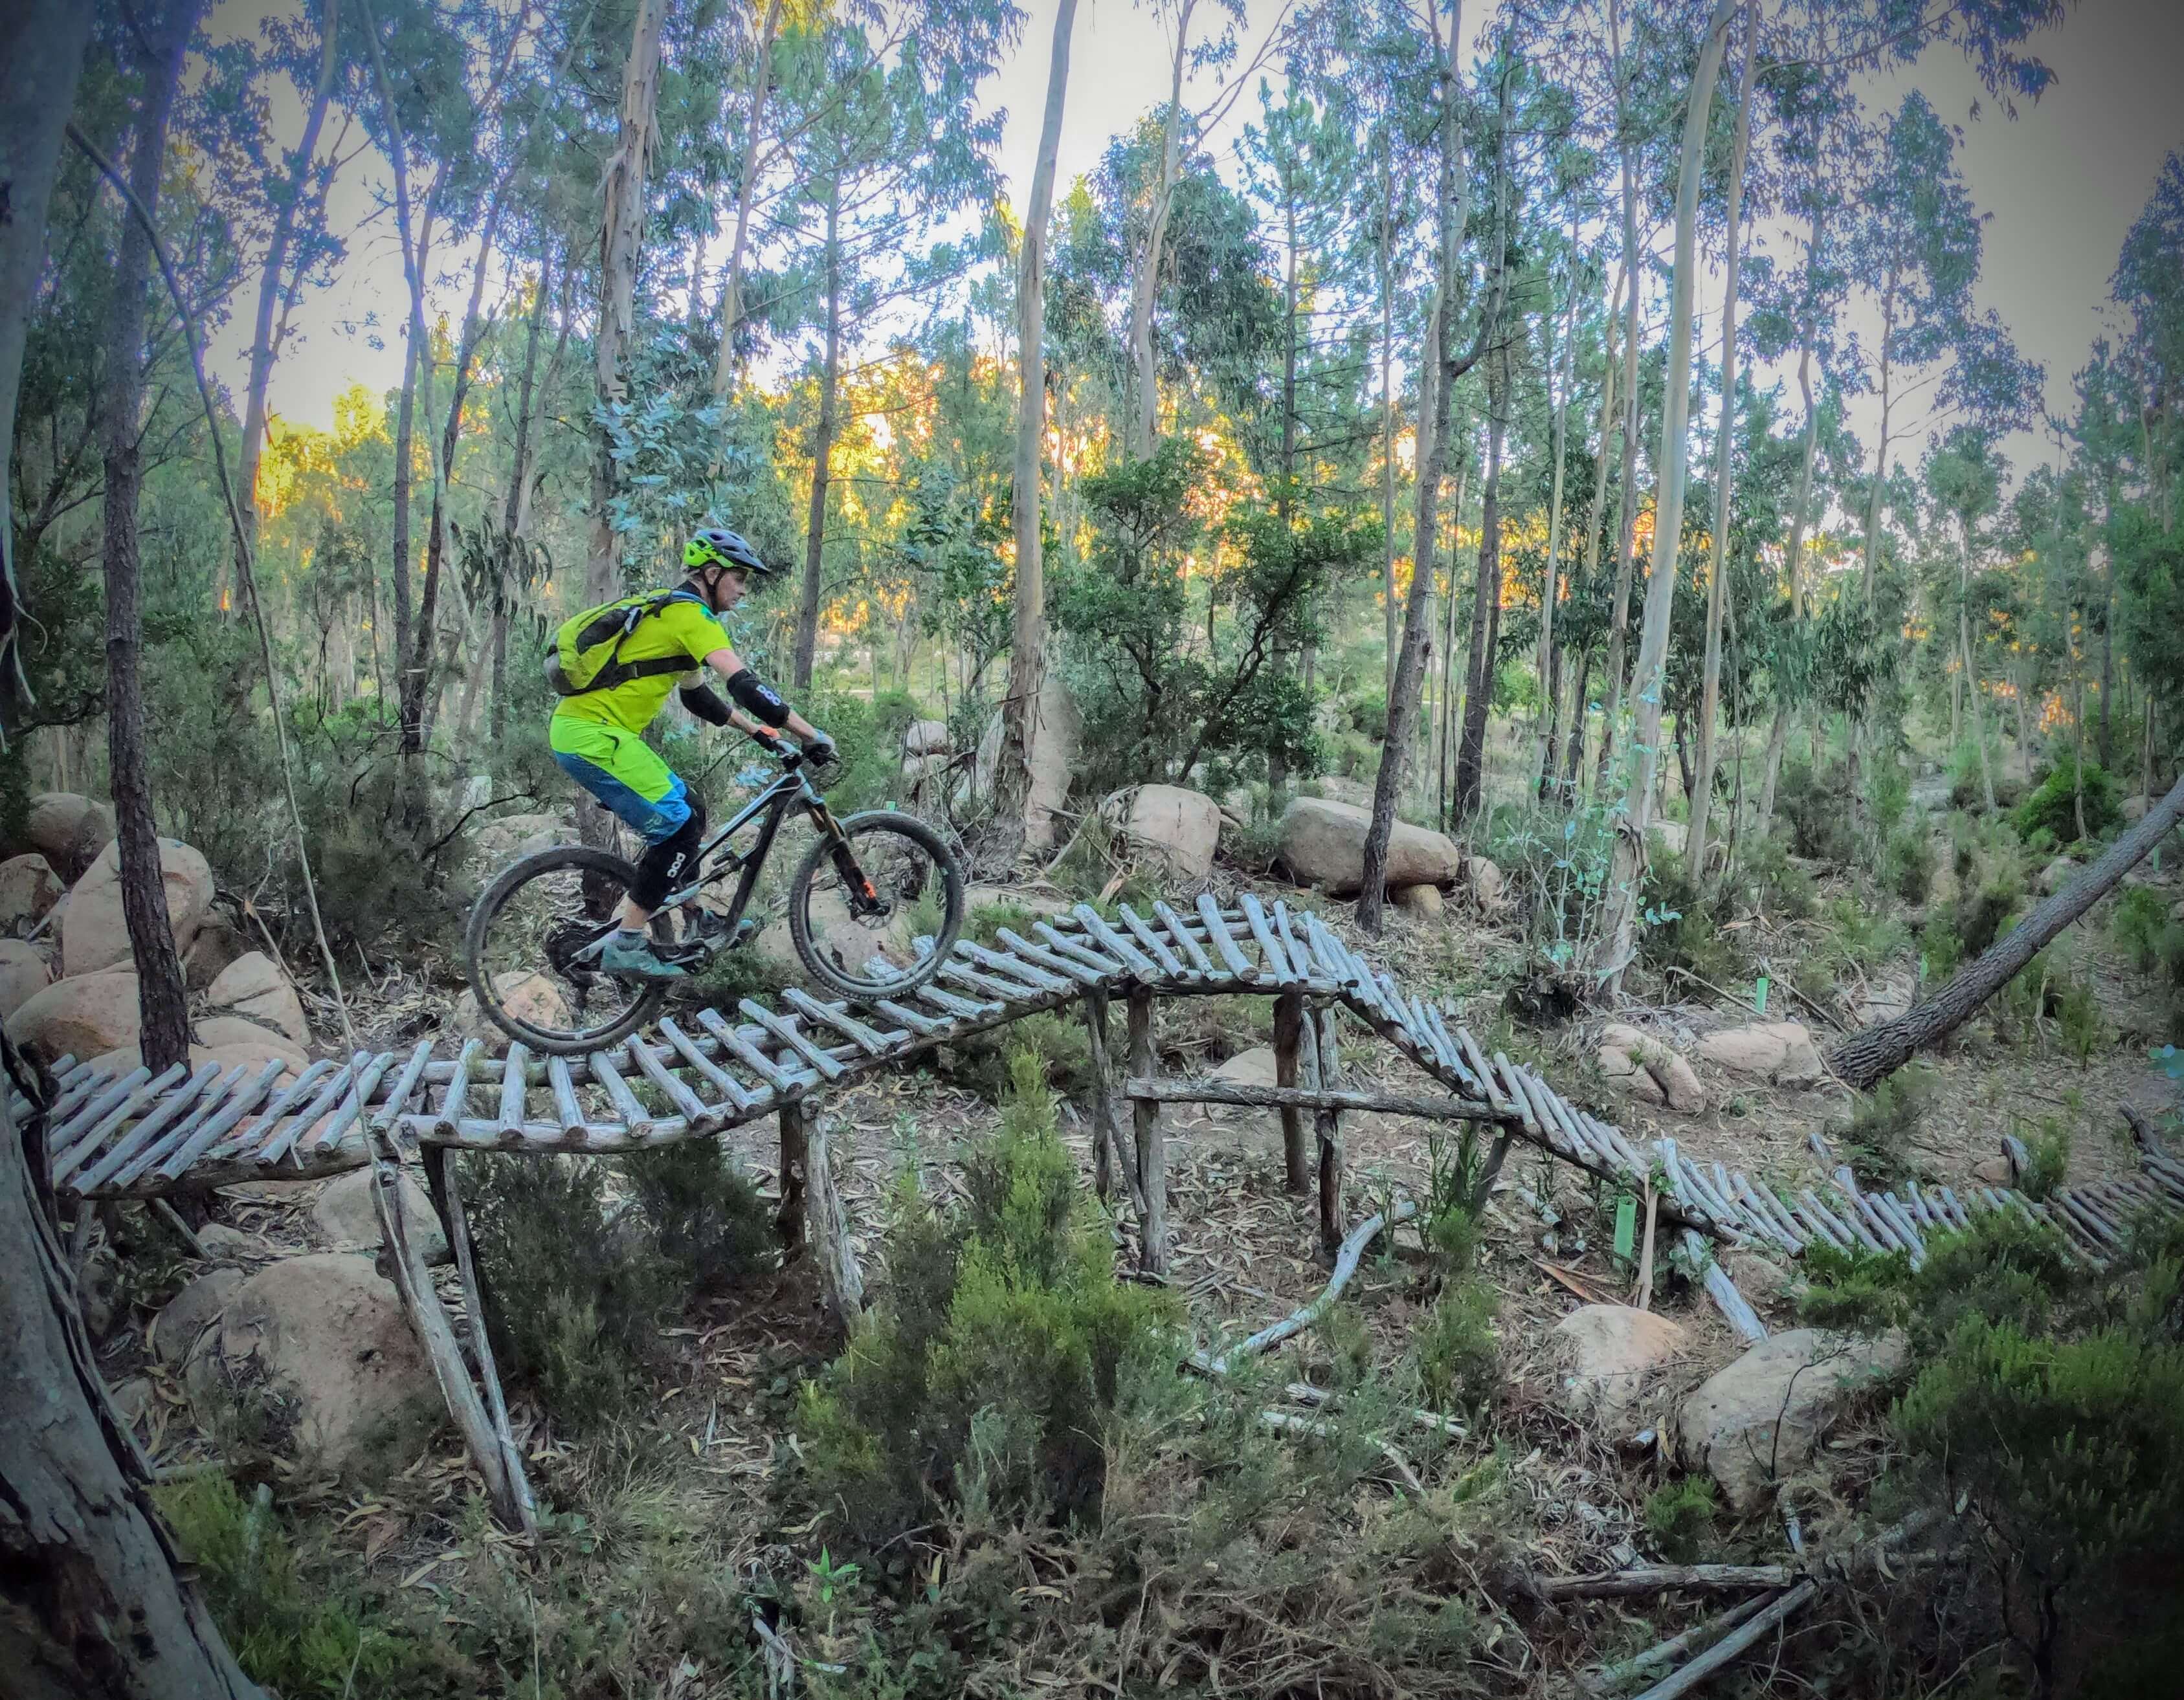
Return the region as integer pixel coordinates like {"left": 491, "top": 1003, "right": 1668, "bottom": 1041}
{"left": 1885, "top": 824, "right": 1935, "bottom": 907}
{"left": 1777, "top": 758, "right": 1858, "bottom": 865}
{"left": 1740, "top": 835, "right": 1817, "bottom": 922}
{"left": 157, "top": 1475, "right": 451, "bottom": 1697}
{"left": 1642, "top": 1476, "right": 1719, "bottom": 1563}
{"left": 942, "top": 1006, "right": 1093, "bottom": 1101}
{"left": 1413, "top": 1283, "right": 1500, "bottom": 1417}
{"left": 2013, "top": 757, "right": 2122, "bottom": 846}
{"left": 796, "top": 1050, "right": 1182, "bottom": 1550}
{"left": 1833, "top": 1066, "right": 1934, "bottom": 1188}
{"left": 2112, "top": 888, "right": 2174, "bottom": 974}
{"left": 1345, "top": 689, "right": 1389, "bottom": 742}
{"left": 2016, "top": 1120, "right": 2071, "bottom": 1200}
{"left": 464, "top": 1143, "right": 768, "bottom": 1427}
{"left": 621, "top": 1140, "right": 773, "bottom": 1296}
{"left": 1638, "top": 847, "right": 1748, "bottom": 986}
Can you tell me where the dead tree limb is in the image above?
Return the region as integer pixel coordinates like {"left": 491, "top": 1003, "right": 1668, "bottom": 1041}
{"left": 1827, "top": 770, "right": 2184, "bottom": 1090}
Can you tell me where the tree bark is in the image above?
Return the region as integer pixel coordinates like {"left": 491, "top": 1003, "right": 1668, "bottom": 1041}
{"left": 1379, "top": 158, "right": 1398, "bottom": 701}
{"left": 1453, "top": 360, "right": 1508, "bottom": 819}
{"left": 994, "top": 0, "right": 1078, "bottom": 863}
{"left": 588, "top": 0, "right": 668, "bottom": 606}
{"left": 1, "top": 1055, "right": 266, "bottom": 1696}
{"left": 1594, "top": 0, "right": 1740, "bottom": 994}
{"left": 1959, "top": 519, "right": 1997, "bottom": 813}
{"left": 1596, "top": 0, "right": 1644, "bottom": 795}
{"left": 709, "top": 0, "right": 785, "bottom": 406}
{"left": 1685, "top": 10, "right": 1755, "bottom": 883}
{"left": 0, "top": 0, "right": 93, "bottom": 729}
{"left": 1530, "top": 210, "right": 1579, "bottom": 797}
{"left": 793, "top": 180, "right": 842, "bottom": 689}
{"left": 230, "top": 0, "right": 339, "bottom": 622}
{"left": 1126, "top": 0, "right": 1194, "bottom": 460}
{"left": 1361, "top": 0, "right": 1489, "bottom": 936}
{"left": 100, "top": 0, "right": 197, "bottom": 1074}
{"left": 1829, "top": 770, "right": 2184, "bottom": 1089}
{"left": 1268, "top": 184, "right": 1300, "bottom": 794}
{"left": 1757, "top": 207, "right": 1827, "bottom": 833}
{"left": 491, "top": 256, "right": 552, "bottom": 745}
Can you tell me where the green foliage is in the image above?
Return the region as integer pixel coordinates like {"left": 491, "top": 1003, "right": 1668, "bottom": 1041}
{"left": 2112, "top": 888, "right": 2172, "bottom": 971}
{"left": 2016, "top": 1120, "right": 2072, "bottom": 1200}
{"left": 463, "top": 1145, "right": 771, "bottom": 1428}
{"left": 1413, "top": 1283, "right": 1500, "bottom": 1417}
{"left": 1638, "top": 845, "right": 1748, "bottom": 986}
{"left": 156, "top": 1475, "right": 455, "bottom": 1697}
{"left": 1777, "top": 757, "right": 1858, "bottom": 865}
{"left": 799, "top": 686, "right": 926, "bottom": 813}
{"left": 1833, "top": 1065, "right": 1935, "bottom": 1188}
{"left": 2013, "top": 757, "right": 2123, "bottom": 846}
{"left": 1642, "top": 1477, "right": 1720, "bottom": 1563}
{"left": 1885, "top": 822, "right": 1937, "bottom": 906}
{"left": 796, "top": 1050, "right": 1183, "bottom": 1550}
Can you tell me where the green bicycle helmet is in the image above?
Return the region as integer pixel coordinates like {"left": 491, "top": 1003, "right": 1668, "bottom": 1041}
{"left": 684, "top": 527, "right": 775, "bottom": 577}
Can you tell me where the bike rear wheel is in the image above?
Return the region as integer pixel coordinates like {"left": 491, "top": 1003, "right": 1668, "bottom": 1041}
{"left": 786, "top": 810, "right": 964, "bottom": 1001}
{"left": 463, "top": 845, "right": 674, "bottom": 1054}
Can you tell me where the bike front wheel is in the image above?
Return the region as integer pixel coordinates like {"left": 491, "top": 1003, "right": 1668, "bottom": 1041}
{"left": 463, "top": 845, "right": 672, "bottom": 1054}
{"left": 786, "top": 810, "right": 964, "bottom": 1002}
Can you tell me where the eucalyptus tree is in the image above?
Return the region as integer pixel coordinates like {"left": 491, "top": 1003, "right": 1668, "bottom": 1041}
{"left": 768, "top": 10, "right": 1012, "bottom": 688}
{"left": 994, "top": 0, "right": 1081, "bottom": 861}
{"left": 1922, "top": 425, "right": 2007, "bottom": 810}
{"left": 1359, "top": 0, "right": 1512, "bottom": 936}
{"left": 0, "top": 0, "right": 93, "bottom": 738}
{"left": 1592, "top": 0, "right": 1737, "bottom": 995}
{"left": 98, "top": 0, "right": 205, "bottom": 1072}
{"left": 227, "top": 0, "right": 352, "bottom": 621}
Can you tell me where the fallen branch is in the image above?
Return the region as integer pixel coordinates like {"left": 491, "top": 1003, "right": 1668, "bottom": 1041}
{"left": 1583, "top": 1591, "right": 1776, "bottom": 1696}
{"left": 1125, "top": 1077, "right": 1503, "bottom": 1123}
{"left": 1627, "top": 1579, "right": 1816, "bottom": 1700}
{"left": 1257, "top": 1407, "right": 1427, "bottom": 1495}
{"left": 1539, "top": 1563, "right": 1791, "bottom": 1601}
{"left": 1827, "top": 768, "right": 2184, "bottom": 1089}
{"left": 1194, "top": 1198, "right": 1420, "bottom": 1374}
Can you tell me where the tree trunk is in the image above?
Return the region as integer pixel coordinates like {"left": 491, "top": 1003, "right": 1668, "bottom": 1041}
{"left": 1453, "top": 366, "right": 1507, "bottom": 819}
{"left": 230, "top": 0, "right": 339, "bottom": 622}
{"left": 1126, "top": 0, "right": 1194, "bottom": 460}
{"left": 993, "top": 0, "right": 1078, "bottom": 863}
{"left": 1686, "top": 10, "right": 1755, "bottom": 883}
{"left": 1531, "top": 209, "right": 1579, "bottom": 797}
{"left": 1268, "top": 186, "right": 1300, "bottom": 794}
{"left": 491, "top": 258, "right": 552, "bottom": 746}
{"left": 1596, "top": 129, "right": 1644, "bottom": 796}
{"left": 1, "top": 1057, "right": 266, "bottom": 1696}
{"left": 1593, "top": 0, "right": 1739, "bottom": 995}
{"left": 1829, "top": 771, "right": 2184, "bottom": 1089}
{"left": 100, "top": 0, "right": 197, "bottom": 1074}
{"left": 1548, "top": 262, "right": 1623, "bottom": 804}
{"left": 793, "top": 180, "right": 842, "bottom": 690}
{"left": 708, "top": 0, "right": 785, "bottom": 406}
{"left": 1362, "top": 1, "right": 1481, "bottom": 936}
{"left": 1960, "top": 522, "right": 1997, "bottom": 812}
{"left": 0, "top": 0, "right": 93, "bottom": 727}
{"left": 1757, "top": 210, "right": 1826, "bottom": 835}
{"left": 1863, "top": 274, "right": 1897, "bottom": 607}
{"left": 1379, "top": 158, "right": 1398, "bottom": 701}
{"left": 588, "top": 0, "right": 667, "bottom": 606}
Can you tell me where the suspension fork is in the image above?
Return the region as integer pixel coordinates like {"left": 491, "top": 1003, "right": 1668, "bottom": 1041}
{"left": 804, "top": 786, "right": 882, "bottom": 911}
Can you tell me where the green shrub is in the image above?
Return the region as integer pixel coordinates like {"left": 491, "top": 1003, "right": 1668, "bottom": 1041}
{"left": 796, "top": 1050, "right": 1182, "bottom": 1550}
{"left": 1413, "top": 1283, "right": 1500, "bottom": 1417}
{"left": 2016, "top": 1121, "right": 2072, "bottom": 1200}
{"left": 2013, "top": 757, "right": 2122, "bottom": 846}
{"left": 157, "top": 1475, "right": 452, "bottom": 1697}
{"left": 463, "top": 1143, "right": 767, "bottom": 1427}
{"left": 621, "top": 1140, "right": 773, "bottom": 1296}
{"left": 1777, "top": 757, "right": 1858, "bottom": 865}
{"left": 1638, "top": 846, "right": 1748, "bottom": 986}
{"left": 1642, "top": 1477, "right": 1719, "bottom": 1562}
{"left": 1885, "top": 824, "right": 1935, "bottom": 906}
{"left": 2056, "top": 976, "right": 2106, "bottom": 1063}
{"left": 1739, "top": 834, "right": 1817, "bottom": 922}
{"left": 1345, "top": 689, "right": 1389, "bottom": 742}
{"left": 2112, "top": 888, "right": 2172, "bottom": 973}
{"left": 1833, "top": 1066, "right": 1934, "bottom": 1188}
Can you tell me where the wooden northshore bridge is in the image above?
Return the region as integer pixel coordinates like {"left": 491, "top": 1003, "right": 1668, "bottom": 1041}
{"left": 23, "top": 891, "right": 2184, "bottom": 1537}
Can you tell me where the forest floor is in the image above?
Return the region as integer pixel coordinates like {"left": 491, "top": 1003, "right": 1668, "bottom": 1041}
{"left": 87, "top": 733, "right": 2184, "bottom": 1699}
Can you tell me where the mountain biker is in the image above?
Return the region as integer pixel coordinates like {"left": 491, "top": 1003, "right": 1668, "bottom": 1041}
{"left": 549, "top": 527, "right": 834, "bottom": 980}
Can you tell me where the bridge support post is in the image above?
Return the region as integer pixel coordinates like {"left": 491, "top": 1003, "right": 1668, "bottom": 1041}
{"left": 1274, "top": 988, "right": 1310, "bottom": 1195}
{"left": 802, "top": 1113, "right": 864, "bottom": 1326}
{"left": 1312, "top": 1008, "right": 1343, "bottom": 1256}
{"left": 373, "top": 1136, "right": 536, "bottom": 1539}
{"left": 776, "top": 1101, "right": 807, "bottom": 1253}
{"left": 1127, "top": 984, "right": 1164, "bottom": 1275}
{"left": 1083, "top": 989, "right": 1144, "bottom": 1217}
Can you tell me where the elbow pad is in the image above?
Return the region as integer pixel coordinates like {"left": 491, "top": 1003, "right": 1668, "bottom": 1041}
{"left": 678, "top": 683, "right": 733, "bottom": 727}
{"left": 726, "top": 669, "right": 790, "bottom": 728}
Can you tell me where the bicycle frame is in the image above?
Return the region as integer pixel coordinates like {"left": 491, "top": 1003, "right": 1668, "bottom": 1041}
{"left": 652, "top": 753, "right": 848, "bottom": 934}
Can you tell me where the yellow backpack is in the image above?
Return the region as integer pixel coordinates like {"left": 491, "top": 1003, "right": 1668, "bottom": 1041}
{"left": 543, "top": 591, "right": 694, "bottom": 696}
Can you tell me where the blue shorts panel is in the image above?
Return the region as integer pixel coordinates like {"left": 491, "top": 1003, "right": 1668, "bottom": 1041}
{"left": 553, "top": 749, "right": 692, "bottom": 844}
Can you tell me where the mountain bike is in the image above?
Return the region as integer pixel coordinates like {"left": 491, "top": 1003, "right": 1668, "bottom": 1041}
{"left": 463, "top": 737, "right": 965, "bottom": 1054}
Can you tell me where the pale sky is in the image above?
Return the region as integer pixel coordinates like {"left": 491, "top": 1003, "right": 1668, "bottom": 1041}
{"left": 204, "top": 0, "right": 2184, "bottom": 487}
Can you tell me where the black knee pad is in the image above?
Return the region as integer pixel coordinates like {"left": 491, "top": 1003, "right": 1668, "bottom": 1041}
{"left": 630, "top": 799, "right": 707, "bottom": 911}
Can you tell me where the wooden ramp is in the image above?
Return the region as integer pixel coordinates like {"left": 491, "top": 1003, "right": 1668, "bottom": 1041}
{"left": 21, "top": 892, "right": 2179, "bottom": 1272}
{"left": 24, "top": 890, "right": 2183, "bottom": 1537}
